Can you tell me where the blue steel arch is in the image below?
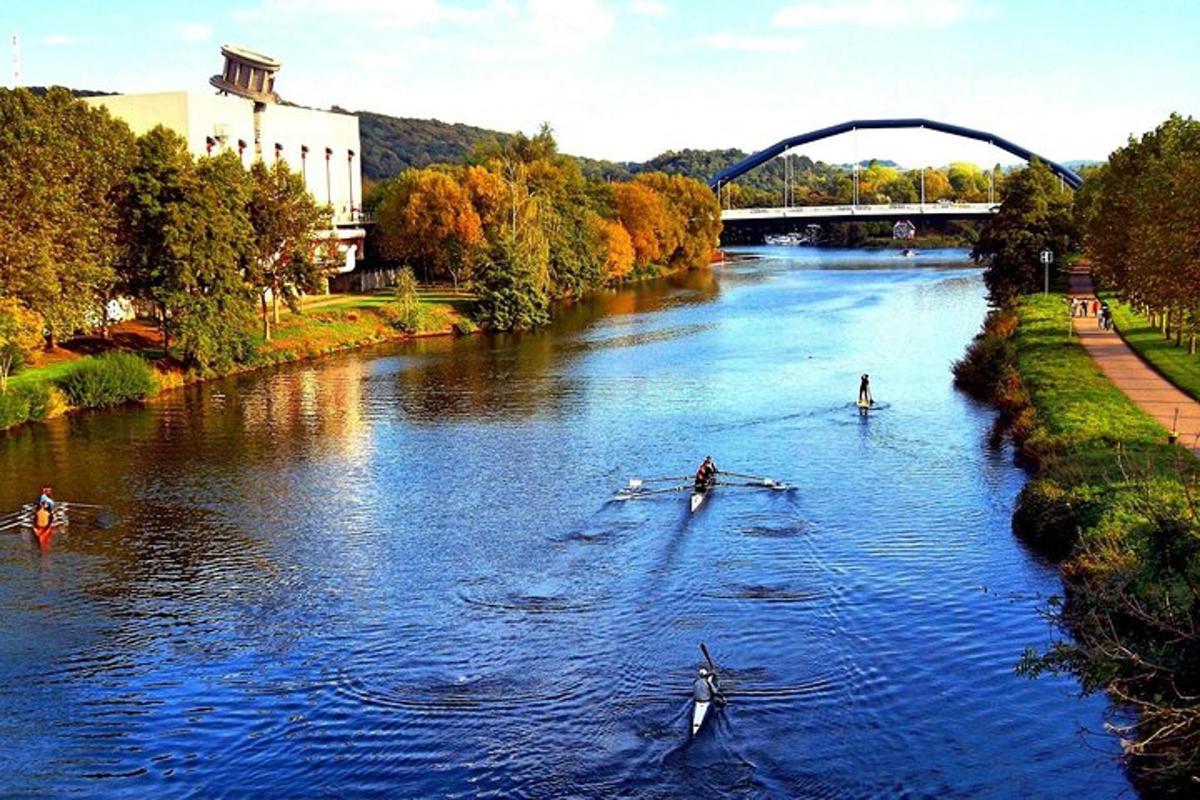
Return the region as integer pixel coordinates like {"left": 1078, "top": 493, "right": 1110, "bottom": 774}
{"left": 708, "top": 118, "right": 1083, "bottom": 191}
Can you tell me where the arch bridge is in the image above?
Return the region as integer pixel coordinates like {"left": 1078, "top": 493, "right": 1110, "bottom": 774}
{"left": 711, "top": 118, "right": 1082, "bottom": 228}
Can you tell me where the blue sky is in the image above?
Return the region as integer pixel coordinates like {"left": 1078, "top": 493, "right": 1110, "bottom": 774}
{"left": 5, "top": 0, "right": 1198, "bottom": 167}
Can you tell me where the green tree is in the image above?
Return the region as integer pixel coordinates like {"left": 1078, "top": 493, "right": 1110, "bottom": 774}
{"left": 972, "top": 160, "right": 1074, "bottom": 303}
{"left": 246, "top": 159, "right": 329, "bottom": 341}
{"left": 474, "top": 233, "right": 550, "bottom": 332}
{"left": 0, "top": 88, "right": 136, "bottom": 344}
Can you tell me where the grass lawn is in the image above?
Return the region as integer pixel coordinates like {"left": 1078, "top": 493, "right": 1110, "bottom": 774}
{"left": 1016, "top": 294, "right": 1185, "bottom": 474}
{"left": 1106, "top": 297, "right": 1200, "bottom": 402}
{"left": 8, "top": 358, "right": 83, "bottom": 389}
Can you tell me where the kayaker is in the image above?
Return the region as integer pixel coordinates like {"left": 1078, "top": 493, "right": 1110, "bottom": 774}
{"left": 695, "top": 456, "right": 717, "bottom": 489}
{"left": 859, "top": 374, "right": 873, "bottom": 406}
{"left": 37, "top": 486, "right": 55, "bottom": 512}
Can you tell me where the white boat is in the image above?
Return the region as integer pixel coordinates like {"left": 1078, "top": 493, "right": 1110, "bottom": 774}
{"left": 690, "top": 480, "right": 713, "bottom": 512}
{"left": 691, "top": 699, "right": 711, "bottom": 735}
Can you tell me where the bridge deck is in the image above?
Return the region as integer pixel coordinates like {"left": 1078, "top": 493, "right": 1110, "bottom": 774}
{"left": 721, "top": 202, "right": 997, "bottom": 222}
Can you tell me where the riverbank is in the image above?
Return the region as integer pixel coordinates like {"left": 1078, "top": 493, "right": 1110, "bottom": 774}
{"left": 1, "top": 288, "right": 472, "bottom": 433}
{"left": 955, "top": 293, "right": 1200, "bottom": 793}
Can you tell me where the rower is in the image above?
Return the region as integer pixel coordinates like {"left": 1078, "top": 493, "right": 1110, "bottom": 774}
{"left": 37, "top": 486, "right": 55, "bottom": 512}
{"left": 33, "top": 502, "right": 52, "bottom": 531}
{"left": 695, "top": 456, "right": 718, "bottom": 489}
{"left": 858, "top": 374, "right": 873, "bottom": 407}
{"left": 693, "top": 665, "right": 723, "bottom": 703}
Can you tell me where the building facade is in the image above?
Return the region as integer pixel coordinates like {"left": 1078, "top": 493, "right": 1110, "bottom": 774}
{"left": 84, "top": 45, "right": 365, "bottom": 273}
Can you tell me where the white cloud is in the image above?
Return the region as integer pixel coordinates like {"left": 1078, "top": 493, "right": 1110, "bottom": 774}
{"left": 527, "top": 0, "right": 614, "bottom": 49}
{"left": 705, "top": 33, "right": 805, "bottom": 52}
{"left": 630, "top": 0, "right": 669, "bottom": 16}
{"left": 42, "top": 34, "right": 79, "bottom": 47}
{"left": 773, "top": 0, "right": 971, "bottom": 29}
{"left": 173, "top": 22, "right": 214, "bottom": 42}
{"left": 235, "top": 0, "right": 489, "bottom": 28}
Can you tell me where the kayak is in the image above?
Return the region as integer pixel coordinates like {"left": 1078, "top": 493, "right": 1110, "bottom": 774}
{"left": 691, "top": 699, "right": 711, "bottom": 735}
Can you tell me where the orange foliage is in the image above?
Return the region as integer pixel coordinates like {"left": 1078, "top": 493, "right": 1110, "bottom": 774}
{"left": 599, "top": 218, "right": 635, "bottom": 282}
{"left": 377, "top": 169, "right": 483, "bottom": 282}
{"left": 613, "top": 182, "right": 667, "bottom": 268}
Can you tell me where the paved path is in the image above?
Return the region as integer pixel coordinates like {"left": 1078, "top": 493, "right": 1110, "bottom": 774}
{"left": 1067, "top": 267, "right": 1200, "bottom": 455}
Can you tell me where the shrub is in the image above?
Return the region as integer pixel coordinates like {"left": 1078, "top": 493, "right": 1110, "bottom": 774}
{"left": 953, "top": 330, "right": 1016, "bottom": 399}
{"left": 453, "top": 318, "right": 477, "bottom": 336}
{"left": 56, "top": 352, "right": 156, "bottom": 408}
{"left": 0, "top": 382, "right": 52, "bottom": 429}
{"left": 1012, "top": 478, "right": 1097, "bottom": 559}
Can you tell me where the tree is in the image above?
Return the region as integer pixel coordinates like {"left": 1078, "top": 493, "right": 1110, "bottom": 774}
{"left": 122, "top": 131, "right": 256, "bottom": 370}
{"left": 613, "top": 181, "right": 668, "bottom": 268}
{"left": 246, "top": 159, "right": 329, "bottom": 341}
{"left": 0, "top": 298, "right": 43, "bottom": 392}
{"left": 599, "top": 219, "right": 635, "bottom": 282}
{"left": 474, "top": 233, "right": 550, "bottom": 331}
{"left": 636, "top": 172, "right": 722, "bottom": 269}
{"left": 972, "top": 160, "right": 1074, "bottom": 303}
{"left": 375, "top": 168, "right": 483, "bottom": 287}
{"left": 0, "top": 88, "right": 136, "bottom": 345}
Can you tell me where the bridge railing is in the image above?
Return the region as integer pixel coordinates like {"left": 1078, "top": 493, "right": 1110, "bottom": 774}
{"left": 720, "top": 202, "right": 998, "bottom": 219}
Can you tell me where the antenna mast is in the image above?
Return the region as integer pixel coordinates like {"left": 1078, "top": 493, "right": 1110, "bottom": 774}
{"left": 12, "top": 30, "right": 19, "bottom": 87}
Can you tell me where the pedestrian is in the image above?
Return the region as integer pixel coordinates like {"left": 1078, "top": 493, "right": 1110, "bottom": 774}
{"left": 1092, "top": 298, "right": 1100, "bottom": 317}
{"left": 1079, "top": 299, "right": 1087, "bottom": 317}
{"left": 1069, "top": 298, "right": 1078, "bottom": 317}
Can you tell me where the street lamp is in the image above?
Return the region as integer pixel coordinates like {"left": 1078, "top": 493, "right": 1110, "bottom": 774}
{"left": 1040, "top": 248, "right": 1054, "bottom": 294}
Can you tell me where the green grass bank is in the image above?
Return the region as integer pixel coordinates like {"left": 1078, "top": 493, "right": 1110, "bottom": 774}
{"left": 954, "top": 293, "right": 1200, "bottom": 793}
{"left": 1108, "top": 298, "right": 1200, "bottom": 403}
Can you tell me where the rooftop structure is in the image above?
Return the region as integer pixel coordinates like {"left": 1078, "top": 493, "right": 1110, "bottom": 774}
{"left": 210, "top": 44, "right": 281, "bottom": 104}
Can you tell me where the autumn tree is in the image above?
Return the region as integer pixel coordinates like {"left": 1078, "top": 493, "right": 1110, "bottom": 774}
{"left": 376, "top": 168, "right": 484, "bottom": 287}
{"left": 599, "top": 219, "right": 635, "bottom": 282}
{"left": 635, "top": 172, "right": 722, "bottom": 269}
{"left": 613, "top": 181, "right": 668, "bottom": 268}
{"left": 246, "top": 159, "right": 329, "bottom": 340}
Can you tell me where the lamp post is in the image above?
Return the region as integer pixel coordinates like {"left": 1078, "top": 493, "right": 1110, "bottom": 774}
{"left": 1040, "top": 248, "right": 1054, "bottom": 294}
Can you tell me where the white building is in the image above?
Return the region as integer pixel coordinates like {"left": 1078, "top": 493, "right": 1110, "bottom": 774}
{"left": 85, "top": 45, "right": 365, "bottom": 272}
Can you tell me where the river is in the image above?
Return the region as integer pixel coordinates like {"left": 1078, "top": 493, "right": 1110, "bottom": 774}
{"left": 0, "top": 247, "right": 1131, "bottom": 798}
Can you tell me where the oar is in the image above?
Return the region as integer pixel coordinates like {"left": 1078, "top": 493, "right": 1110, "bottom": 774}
{"left": 715, "top": 479, "right": 790, "bottom": 490}
{"left": 718, "top": 470, "right": 775, "bottom": 482}
{"left": 629, "top": 476, "right": 690, "bottom": 486}
{"left": 699, "top": 642, "right": 726, "bottom": 703}
{"left": 60, "top": 502, "right": 105, "bottom": 509}
{"left": 616, "top": 484, "right": 690, "bottom": 499}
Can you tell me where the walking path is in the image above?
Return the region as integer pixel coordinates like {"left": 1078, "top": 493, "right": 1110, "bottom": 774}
{"left": 1067, "top": 266, "right": 1200, "bottom": 456}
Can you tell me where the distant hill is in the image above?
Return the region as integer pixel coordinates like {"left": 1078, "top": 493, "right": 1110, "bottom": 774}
{"left": 351, "top": 111, "right": 900, "bottom": 193}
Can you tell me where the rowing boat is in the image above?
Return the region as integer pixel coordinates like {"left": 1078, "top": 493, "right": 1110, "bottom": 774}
{"left": 692, "top": 642, "right": 721, "bottom": 737}
{"left": 691, "top": 698, "right": 711, "bottom": 735}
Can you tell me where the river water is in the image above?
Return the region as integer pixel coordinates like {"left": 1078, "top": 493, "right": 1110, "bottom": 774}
{"left": 0, "top": 248, "right": 1131, "bottom": 798}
